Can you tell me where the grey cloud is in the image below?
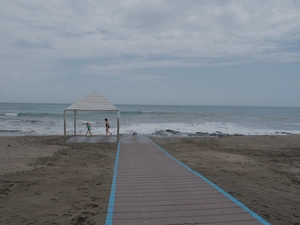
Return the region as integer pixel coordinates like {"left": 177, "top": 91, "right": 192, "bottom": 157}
{"left": 16, "top": 40, "right": 52, "bottom": 48}
{"left": 0, "top": 0, "right": 300, "bottom": 82}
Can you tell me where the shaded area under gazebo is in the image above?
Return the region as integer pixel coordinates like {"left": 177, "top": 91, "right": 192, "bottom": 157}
{"left": 66, "top": 135, "right": 118, "bottom": 143}
{"left": 63, "top": 91, "right": 120, "bottom": 143}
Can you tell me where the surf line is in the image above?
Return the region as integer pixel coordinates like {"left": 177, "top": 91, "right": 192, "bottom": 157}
{"left": 105, "top": 142, "right": 120, "bottom": 225}
{"left": 149, "top": 137, "right": 271, "bottom": 225}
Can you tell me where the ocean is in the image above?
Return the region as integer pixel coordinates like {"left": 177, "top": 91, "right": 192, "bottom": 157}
{"left": 0, "top": 103, "right": 300, "bottom": 136}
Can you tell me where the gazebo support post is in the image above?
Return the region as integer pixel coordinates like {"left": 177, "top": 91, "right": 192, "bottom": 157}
{"left": 64, "top": 110, "right": 66, "bottom": 142}
{"left": 117, "top": 117, "right": 120, "bottom": 143}
{"left": 74, "top": 110, "right": 77, "bottom": 136}
{"left": 117, "top": 111, "right": 120, "bottom": 143}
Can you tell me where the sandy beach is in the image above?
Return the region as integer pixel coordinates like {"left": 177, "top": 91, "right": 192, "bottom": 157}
{"left": 0, "top": 135, "right": 300, "bottom": 225}
{"left": 0, "top": 136, "right": 117, "bottom": 225}
{"left": 151, "top": 135, "right": 300, "bottom": 225}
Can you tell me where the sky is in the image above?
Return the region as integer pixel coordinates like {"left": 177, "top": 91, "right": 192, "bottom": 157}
{"left": 0, "top": 0, "right": 300, "bottom": 107}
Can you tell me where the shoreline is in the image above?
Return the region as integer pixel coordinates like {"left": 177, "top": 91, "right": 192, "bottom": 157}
{"left": 1, "top": 129, "right": 299, "bottom": 137}
{"left": 1, "top": 135, "right": 300, "bottom": 224}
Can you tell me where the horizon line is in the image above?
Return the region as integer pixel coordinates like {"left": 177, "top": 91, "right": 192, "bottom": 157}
{"left": 0, "top": 102, "right": 299, "bottom": 108}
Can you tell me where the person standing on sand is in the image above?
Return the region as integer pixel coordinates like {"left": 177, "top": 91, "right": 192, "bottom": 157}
{"left": 85, "top": 122, "right": 92, "bottom": 135}
{"left": 105, "top": 118, "right": 112, "bottom": 135}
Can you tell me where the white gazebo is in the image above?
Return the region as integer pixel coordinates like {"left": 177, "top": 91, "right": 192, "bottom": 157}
{"left": 64, "top": 91, "right": 120, "bottom": 142}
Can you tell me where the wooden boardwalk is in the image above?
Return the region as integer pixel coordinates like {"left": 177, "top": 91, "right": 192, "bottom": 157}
{"left": 106, "top": 136, "right": 270, "bottom": 225}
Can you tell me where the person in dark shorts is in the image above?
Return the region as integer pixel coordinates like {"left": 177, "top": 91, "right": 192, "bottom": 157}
{"left": 105, "top": 118, "right": 112, "bottom": 135}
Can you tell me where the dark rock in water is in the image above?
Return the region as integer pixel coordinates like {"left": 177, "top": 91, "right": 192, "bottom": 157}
{"left": 275, "top": 132, "right": 291, "bottom": 135}
{"left": 153, "top": 130, "right": 167, "bottom": 136}
{"left": 210, "top": 131, "right": 231, "bottom": 137}
{"left": 195, "top": 132, "right": 210, "bottom": 136}
{"left": 165, "top": 129, "right": 181, "bottom": 135}
{"left": 152, "top": 129, "right": 182, "bottom": 136}
{"left": 152, "top": 129, "right": 244, "bottom": 137}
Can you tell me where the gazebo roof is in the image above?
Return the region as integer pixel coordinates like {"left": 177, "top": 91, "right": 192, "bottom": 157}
{"left": 65, "top": 91, "right": 119, "bottom": 111}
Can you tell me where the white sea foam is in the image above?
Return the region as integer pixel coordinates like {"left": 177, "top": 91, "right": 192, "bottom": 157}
{"left": 5, "top": 113, "right": 18, "bottom": 117}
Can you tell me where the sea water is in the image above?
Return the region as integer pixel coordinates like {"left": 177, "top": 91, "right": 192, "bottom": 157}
{"left": 0, "top": 103, "right": 300, "bottom": 136}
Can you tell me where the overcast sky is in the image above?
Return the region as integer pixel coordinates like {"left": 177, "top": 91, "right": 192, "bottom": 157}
{"left": 1, "top": 0, "right": 300, "bottom": 106}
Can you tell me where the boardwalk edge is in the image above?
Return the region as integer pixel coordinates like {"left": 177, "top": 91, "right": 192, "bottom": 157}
{"left": 105, "top": 142, "right": 121, "bottom": 225}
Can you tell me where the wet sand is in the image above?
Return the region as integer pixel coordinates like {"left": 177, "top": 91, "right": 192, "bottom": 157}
{"left": 0, "top": 135, "right": 300, "bottom": 225}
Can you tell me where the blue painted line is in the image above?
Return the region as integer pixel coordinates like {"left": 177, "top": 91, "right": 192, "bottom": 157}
{"left": 149, "top": 137, "right": 271, "bottom": 225}
{"left": 105, "top": 142, "right": 121, "bottom": 225}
